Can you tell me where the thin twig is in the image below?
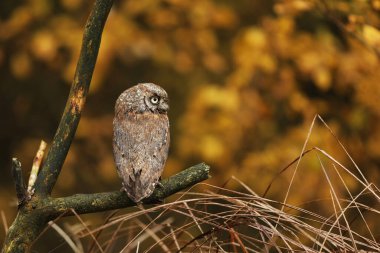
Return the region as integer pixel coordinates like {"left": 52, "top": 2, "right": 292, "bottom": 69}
{"left": 11, "top": 158, "right": 26, "bottom": 206}
{"left": 27, "top": 140, "right": 47, "bottom": 196}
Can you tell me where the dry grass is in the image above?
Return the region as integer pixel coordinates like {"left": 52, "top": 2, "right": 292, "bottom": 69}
{"left": 39, "top": 116, "right": 380, "bottom": 252}
{"left": 62, "top": 181, "right": 379, "bottom": 253}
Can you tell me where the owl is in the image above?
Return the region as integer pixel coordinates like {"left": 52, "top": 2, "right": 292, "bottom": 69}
{"left": 113, "top": 83, "right": 170, "bottom": 203}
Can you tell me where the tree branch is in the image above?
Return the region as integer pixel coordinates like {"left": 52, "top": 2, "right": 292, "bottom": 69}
{"left": 34, "top": 0, "right": 114, "bottom": 197}
{"left": 11, "top": 158, "right": 26, "bottom": 206}
{"left": 43, "top": 163, "right": 210, "bottom": 216}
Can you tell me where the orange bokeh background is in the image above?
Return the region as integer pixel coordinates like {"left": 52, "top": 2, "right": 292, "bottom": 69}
{"left": 1, "top": 0, "right": 380, "bottom": 248}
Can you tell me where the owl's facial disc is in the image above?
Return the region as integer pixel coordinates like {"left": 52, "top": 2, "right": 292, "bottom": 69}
{"left": 144, "top": 94, "right": 169, "bottom": 113}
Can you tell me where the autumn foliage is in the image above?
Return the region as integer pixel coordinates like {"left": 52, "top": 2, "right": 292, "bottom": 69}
{"left": 1, "top": 0, "right": 380, "bottom": 250}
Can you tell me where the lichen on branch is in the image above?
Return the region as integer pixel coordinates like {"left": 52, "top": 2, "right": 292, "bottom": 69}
{"left": 44, "top": 163, "right": 210, "bottom": 216}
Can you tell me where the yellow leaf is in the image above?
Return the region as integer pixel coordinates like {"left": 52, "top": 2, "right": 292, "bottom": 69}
{"left": 31, "top": 31, "right": 57, "bottom": 61}
{"left": 363, "top": 25, "right": 380, "bottom": 49}
{"left": 200, "top": 135, "right": 224, "bottom": 161}
{"left": 314, "top": 68, "right": 331, "bottom": 90}
{"left": 372, "top": 0, "right": 380, "bottom": 10}
{"left": 244, "top": 28, "right": 266, "bottom": 49}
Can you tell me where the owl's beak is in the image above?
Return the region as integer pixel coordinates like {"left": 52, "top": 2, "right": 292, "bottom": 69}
{"left": 159, "top": 100, "right": 169, "bottom": 112}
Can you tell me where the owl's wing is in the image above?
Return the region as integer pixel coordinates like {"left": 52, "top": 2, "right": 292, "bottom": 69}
{"left": 113, "top": 113, "right": 170, "bottom": 202}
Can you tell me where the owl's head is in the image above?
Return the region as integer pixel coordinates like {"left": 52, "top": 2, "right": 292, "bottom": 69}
{"left": 116, "top": 83, "right": 169, "bottom": 114}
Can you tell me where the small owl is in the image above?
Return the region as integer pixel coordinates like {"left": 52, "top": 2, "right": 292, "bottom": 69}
{"left": 113, "top": 83, "right": 170, "bottom": 203}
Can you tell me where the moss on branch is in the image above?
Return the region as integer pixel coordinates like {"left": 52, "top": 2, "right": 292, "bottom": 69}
{"left": 44, "top": 163, "right": 210, "bottom": 216}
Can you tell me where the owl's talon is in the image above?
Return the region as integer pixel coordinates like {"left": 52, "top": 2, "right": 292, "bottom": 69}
{"left": 156, "top": 182, "right": 164, "bottom": 188}
{"left": 120, "top": 183, "right": 127, "bottom": 192}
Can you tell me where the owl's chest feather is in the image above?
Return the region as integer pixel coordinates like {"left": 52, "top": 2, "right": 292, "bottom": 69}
{"left": 114, "top": 112, "right": 169, "bottom": 143}
{"left": 123, "top": 112, "right": 167, "bottom": 127}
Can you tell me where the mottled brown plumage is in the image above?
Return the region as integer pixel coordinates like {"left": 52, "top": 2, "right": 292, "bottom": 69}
{"left": 113, "top": 83, "right": 170, "bottom": 203}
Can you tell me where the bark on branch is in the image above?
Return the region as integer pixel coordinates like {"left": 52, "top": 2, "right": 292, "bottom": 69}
{"left": 44, "top": 163, "right": 210, "bottom": 216}
{"left": 11, "top": 158, "right": 26, "bottom": 206}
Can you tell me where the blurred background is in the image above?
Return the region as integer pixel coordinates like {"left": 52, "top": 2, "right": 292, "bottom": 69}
{"left": 1, "top": 0, "right": 380, "bottom": 248}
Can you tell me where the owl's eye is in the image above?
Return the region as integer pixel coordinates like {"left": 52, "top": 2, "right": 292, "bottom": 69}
{"left": 150, "top": 96, "right": 160, "bottom": 104}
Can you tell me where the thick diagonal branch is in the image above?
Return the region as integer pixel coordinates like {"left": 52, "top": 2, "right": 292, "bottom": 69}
{"left": 34, "top": 0, "right": 114, "bottom": 197}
